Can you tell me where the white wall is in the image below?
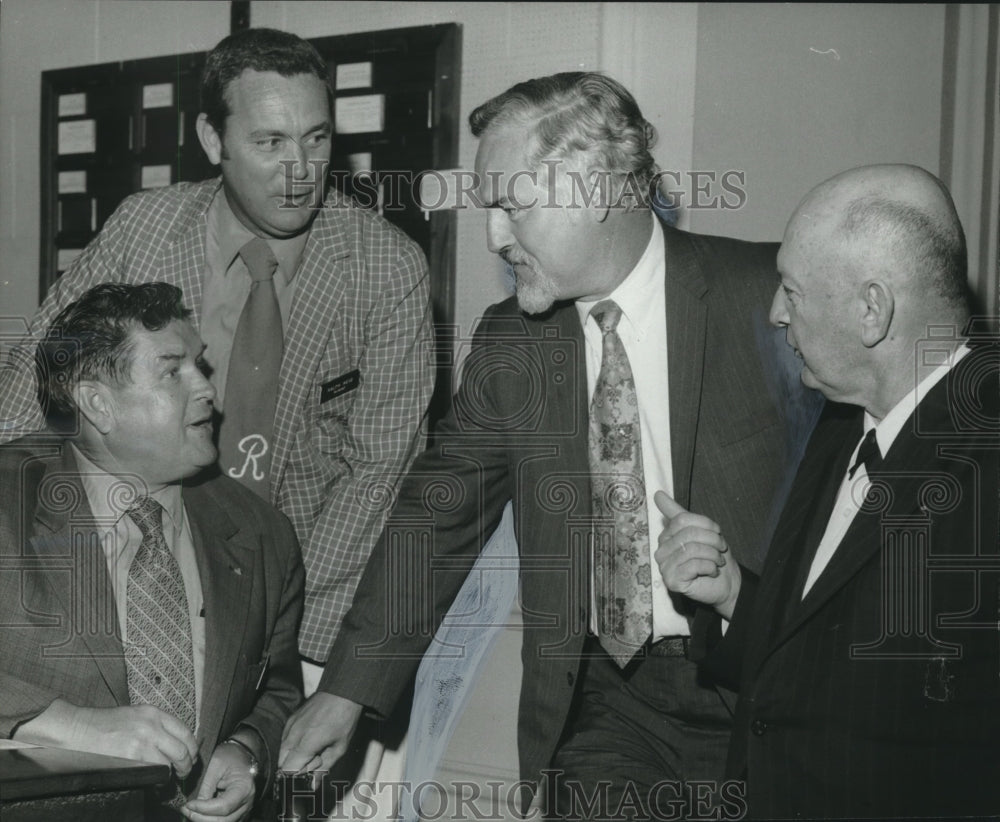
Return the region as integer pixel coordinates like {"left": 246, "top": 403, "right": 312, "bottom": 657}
{"left": 690, "top": 3, "right": 946, "bottom": 242}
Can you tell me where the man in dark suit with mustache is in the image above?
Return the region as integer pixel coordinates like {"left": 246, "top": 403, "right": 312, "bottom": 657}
{"left": 281, "top": 72, "right": 820, "bottom": 819}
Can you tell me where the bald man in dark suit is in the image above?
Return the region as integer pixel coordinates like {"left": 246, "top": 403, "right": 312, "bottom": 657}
{"left": 659, "top": 164, "right": 999, "bottom": 818}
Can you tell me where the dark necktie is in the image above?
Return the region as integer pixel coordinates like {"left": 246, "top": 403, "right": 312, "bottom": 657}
{"left": 796, "top": 426, "right": 883, "bottom": 602}
{"left": 848, "top": 427, "right": 882, "bottom": 479}
{"left": 588, "top": 300, "right": 653, "bottom": 667}
{"left": 217, "top": 237, "right": 283, "bottom": 501}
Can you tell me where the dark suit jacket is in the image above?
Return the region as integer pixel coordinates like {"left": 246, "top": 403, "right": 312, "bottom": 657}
{"left": 700, "top": 342, "right": 1000, "bottom": 818}
{"left": 0, "top": 437, "right": 305, "bottom": 795}
{"left": 320, "top": 220, "right": 821, "bottom": 787}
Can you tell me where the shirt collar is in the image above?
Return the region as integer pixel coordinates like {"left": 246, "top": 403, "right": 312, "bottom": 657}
{"left": 863, "top": 343, "right": 971, "bottom": 457}
{"left": 576, "top": 213, "right": 662, "bottom": 337}
{"left": 208, "top": 187, "right": 310, "bottom": 285}
{"left": 70, "top": 444, "right": 184, "bottom": 537}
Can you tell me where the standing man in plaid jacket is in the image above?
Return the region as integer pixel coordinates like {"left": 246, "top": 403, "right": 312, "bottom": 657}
{"left": 0, "top": 29, "right": 434, "bottom": 699}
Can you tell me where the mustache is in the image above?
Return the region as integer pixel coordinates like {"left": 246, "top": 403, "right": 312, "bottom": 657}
{"left": 500, "top": 249, "right": 530, "bottom": 267}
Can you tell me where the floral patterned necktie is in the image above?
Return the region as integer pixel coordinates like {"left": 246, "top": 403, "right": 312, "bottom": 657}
{"left": 588, "top": 300, "right": 653, "bottom": 667}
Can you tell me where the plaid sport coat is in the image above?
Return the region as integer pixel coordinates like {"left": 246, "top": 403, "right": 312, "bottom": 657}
{"left": 0, "top": 178, "right": 435, "bottom": 661}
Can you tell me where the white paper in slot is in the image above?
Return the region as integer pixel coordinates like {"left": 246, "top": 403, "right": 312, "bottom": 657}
{"left": 58, "top": 93, "right": 86, "bottom": 117}
{"left": 141, "top": 165, "right": 172, "bottom": 190}
{"left": 336, "top": 62, "right": 373, "bottom": 90}
{"left": 143, "top": 83, "right": 174, "bottom": 109}
{"left": 58, "top": 120, "right": 96, "bottom": 155}
{"left": 58, "top": 171, "right": 87, "bottom": 194}
{"left": 335, "top": 95, "right": 385, "bottom": 134}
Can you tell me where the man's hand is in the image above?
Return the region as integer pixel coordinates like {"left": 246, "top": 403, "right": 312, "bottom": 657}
{"left": 181, "top": 742, "right": 256, "bottom": 822}
{"left": 13, "top": 700, "right": 198, "bottom": 776}
{"left": 278, "top": 692, "right": 362, "bottom": 774}
{"left": 653, "top": 491, "right": 742, "bottom": 620}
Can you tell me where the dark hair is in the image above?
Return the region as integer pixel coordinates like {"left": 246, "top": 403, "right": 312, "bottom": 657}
{"left": 469, "top": 72, "right": 659, "bottom": 207}
{"left": 842, "top": 194, "right": 970, "bottom": 310}
{"left": 200, "top": 27, "right": 333, "bottom": 135}
{"left": 37, "top": 282, "right": 192, "bottom": 431}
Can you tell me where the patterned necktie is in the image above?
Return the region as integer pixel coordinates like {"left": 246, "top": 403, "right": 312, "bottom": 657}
{"left": 217, "top": 237, "right": 283, "bottom": 501}
{"left": 588, "top": 300, "right": 653, "bottom": 667}
{"left": 125, "top": 497, "right": 197, "bottom": 809}
{"left": 124, "top": 496, "right": 197, "bottom": 732}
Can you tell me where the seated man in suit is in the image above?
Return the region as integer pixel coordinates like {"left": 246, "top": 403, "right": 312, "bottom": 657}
{"left": 0, "top": 282, "right": 304, "bottom": 821}
{"left": 657, "top": 164, "right": 999, "bottom": 818}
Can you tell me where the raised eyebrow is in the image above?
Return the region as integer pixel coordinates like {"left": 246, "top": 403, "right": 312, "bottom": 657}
{"left": 156, "top": 352, "right": 185, "bottom": 366}
{"left": 248, "top": 129, "right": 286, "bottom": 141}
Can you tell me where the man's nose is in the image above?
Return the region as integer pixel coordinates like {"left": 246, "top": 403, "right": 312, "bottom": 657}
{"left": 282, "top": 142, "right": 310, "bottom": 180}
{"left": 486, "top": 209, "right": 511, "bottom": 255}
{"left": 194, "top": 369, "right": 217, "bottom": 404}
{"left": 769, "top": 286, "right": 789, "bottom": 327}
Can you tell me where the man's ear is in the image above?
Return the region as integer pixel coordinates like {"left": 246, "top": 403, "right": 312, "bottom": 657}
{"left": 72, "top": 380, "right": 115, "bottom": 435}
{"left": 195, "top": 113, "right": 224, "bottom": 166}
{"left": 574, "top": 167, "right": 611, "bottom": 224}
{"left": 860, "top": 280, "right": 894, "bottom": 347}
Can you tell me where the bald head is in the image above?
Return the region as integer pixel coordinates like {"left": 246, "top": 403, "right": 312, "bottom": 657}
{"left": 789, "top": 164, "right": 968, "bottom": 309}
{"left": 772, "top": 164, "right": 971, "bottom": 417}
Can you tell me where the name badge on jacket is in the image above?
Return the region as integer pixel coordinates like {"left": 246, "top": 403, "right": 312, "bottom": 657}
{"left": 321, "top": 369, "right": 361, "bottom": 404}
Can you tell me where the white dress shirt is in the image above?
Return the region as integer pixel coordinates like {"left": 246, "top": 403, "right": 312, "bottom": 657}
{"left": 73, "top": 446, "right": 206, "bottom": 712}
{"left": 577, "top": 215, "right": 689, "bottom": 638}
{"left": 801, "top": 344, "right": 971, "bottom": 597}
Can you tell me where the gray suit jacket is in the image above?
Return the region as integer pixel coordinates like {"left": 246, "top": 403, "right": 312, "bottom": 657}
{"left": 0, "top": 437, "right": 305, "bottom": 793}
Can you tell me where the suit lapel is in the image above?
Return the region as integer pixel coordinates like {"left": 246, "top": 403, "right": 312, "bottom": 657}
{"left": 785, "top": 417, "right": 944, "bottom": 638}
{"left": 759, "top": 361, "right": 977, "bottom": 659}
{"left": 153, "top": 179, "right": 219, "bottom": 327}
{"left": 552, "top": 304, "right": 591, "bottom": 504}
{"left": 184, "top": 481, "right": 256, "bottom": 750}
{"left": 740, "top": 407, "right": 860, "bottom": 674}
{"left": 29, "top": 444, "right": 129, "bottom": 703}
{"left": 270, "top": 197, "right": 352, "bottom": 496}
{"left": 662, "top": 224, "right": 709, "bottom": 509}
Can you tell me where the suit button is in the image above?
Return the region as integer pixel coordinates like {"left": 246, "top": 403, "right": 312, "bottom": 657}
{"left": 566, "top": 672, "right": 575, "bottom": 687}
{"left": 751, "top": 719, "right": 767, "bottom": 736}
